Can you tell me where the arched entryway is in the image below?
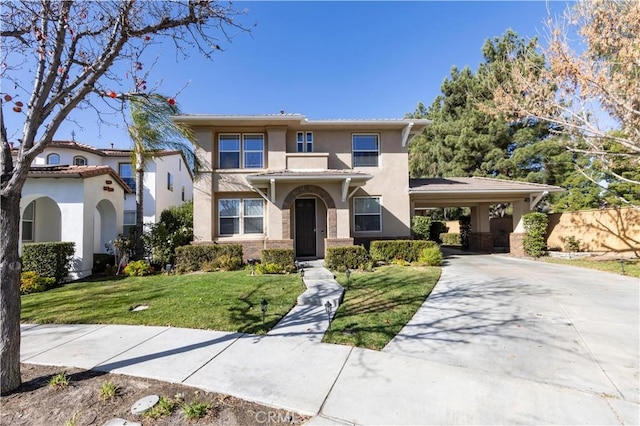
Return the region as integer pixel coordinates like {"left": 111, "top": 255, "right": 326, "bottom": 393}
{"left": 282, "top": 185, "right": 337, "bottom": 258}
{"left": 94, "top": 199, "right": 118, "bottom": 253}
{"left": 20, "top": 196, "right": 62, "bottom": 244}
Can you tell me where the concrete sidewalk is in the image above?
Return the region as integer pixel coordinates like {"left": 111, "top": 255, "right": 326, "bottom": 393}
{"left": 18, "top": 254, "right": 639, "bottom": 425}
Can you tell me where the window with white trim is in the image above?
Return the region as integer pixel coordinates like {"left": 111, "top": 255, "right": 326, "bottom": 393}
{"left": 218, "top": 134, "right": 264, "bottom": 169}
{"left": 352, "top": 134, "right": 379, "bottom": 167}
{"left": 123, "top": 210, "right": 136, "bottom": 236}
{"left": 47, "top": 153, "right": 60, "bottom": 165}
{"left": 22, "top": 201, "right": 35, "bottom": 242}
{"left": 297, "top": 131, "right": 313, "bottom": 152}
{"left": 218, "top": 198, "right": 264, "bottom": 235}
{"left": 73, "top": 156, "right": 87, "bottom": 166}
{"left": 354, "top": 196, "right": 381, "bottom": 232}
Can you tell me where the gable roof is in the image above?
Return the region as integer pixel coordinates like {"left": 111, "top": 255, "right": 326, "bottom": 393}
{"left": 27, "top": 165, "right": 133, "bottom": 193}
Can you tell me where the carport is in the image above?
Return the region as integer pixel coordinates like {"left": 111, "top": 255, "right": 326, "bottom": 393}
{"left": 409, "top": 177, "right": 563, "bottom": 254}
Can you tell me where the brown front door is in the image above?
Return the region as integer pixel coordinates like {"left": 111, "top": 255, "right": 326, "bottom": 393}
{"left": 295, "top": 198, "right": 316, "bottom": 257}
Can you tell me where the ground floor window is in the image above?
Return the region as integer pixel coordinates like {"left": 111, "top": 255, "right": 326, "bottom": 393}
{"left": 123, "top": 210, "right": 136, "bottom": 236}
{"left": 354, "top": 196, "right": 381, "bottom": 232}
{"left": 22, "top": 201, "right": 35, "bottom": 241}
{"left": 219, "top": 198, "right": 264, "bottom": 235}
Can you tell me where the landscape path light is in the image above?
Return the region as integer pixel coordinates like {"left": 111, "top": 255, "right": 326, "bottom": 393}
{"left": 261, "top": 298, "right": 268, "bottom": 326}
{"left": 324, "top": 301, "right": 333, "bottom": 323}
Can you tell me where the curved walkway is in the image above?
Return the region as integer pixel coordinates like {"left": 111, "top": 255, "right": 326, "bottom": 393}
{"left": 18, "top": 253, "right": 639, "bottom": 425}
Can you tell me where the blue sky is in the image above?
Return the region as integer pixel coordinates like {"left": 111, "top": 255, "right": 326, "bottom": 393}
{"left": 5, "top": 1, "right": 572, "bottom": 149}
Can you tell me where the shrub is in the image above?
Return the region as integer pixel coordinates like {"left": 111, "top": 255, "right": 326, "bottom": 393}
{"left": 174, "top": 244, "right": 243, "bottom": 273}
{"left": 217, "top": 253, "right": 243, "bottom": 271}
{"left": 370, "top": 240, "right": 438, "bottom": 263}
{"left": 20, "top": 271, "right": 56, "bottom": 295}
{"left": 429, "top": 220, "right": 448, "bottom": 243}
{"left": 255, "top": 262, "right": 284, "bottom": 274}
{"left": 143, "top": 201, "right": 194, "bottom": 265}
{"left": 22, "top": 242, "right": 75, "bottom": 283}
{"left": 123, "top": 260, "right": 152, "bottom": 276}
{"left": 440, "top": 233, "right": 462, "bottom": 246}
{"left": 459, "top": 216, "right": 471, "bottom": 249}
{"left": 523, "top": 212, "right": 548, "bottom": 258}
{"left": 325, "top": 246, "right": 370, "bottom": 271}
{"left": 411, "top": 216, "right": 431, "bottom": 240}
{"left": 92, "top": 254, "right": 115, "bottom": 274}
{"left": 564, "top": 236, "right": 582, "bottom": 252}
{"left": 261, "top": 249, "right": 295, "bottom": 272}
{"left": 418, "top": 246, "right": 443, "bottom": 266}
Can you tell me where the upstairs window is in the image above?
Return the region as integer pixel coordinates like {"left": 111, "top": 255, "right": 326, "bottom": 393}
{"left": 354, "top": 196, "right": 381, "bottom": 232}
{"left": 219, "top": 134, "right": 264, "bottom": 169}
{"left": 297, "top": 132, "right": 313, "bottom": 152}
{"left": 47, "top": 153, "right": 60, "bottom": 165}
{"left": 352, "top": 134, "right": 379, "bottom": 167}
{"left": 118, "top": 163, "right": 136, "bottom": 192}
{"left": 167, "top": 172, "right": 174, "bottom": 191}
{"left": 73, "top": 156, "right": 87, "bottom": 166}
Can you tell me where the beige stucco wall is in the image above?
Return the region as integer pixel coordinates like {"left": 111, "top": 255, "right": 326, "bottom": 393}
{"left": 190, "top": 123, "right": 413, "bottom": 246}
{"left": 547, "top": 207, "right": 640, "bottom": 254}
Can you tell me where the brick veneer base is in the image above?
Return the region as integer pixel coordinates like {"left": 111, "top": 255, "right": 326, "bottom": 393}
{"left": 509, "top": 233, "right": 525, "bottom": 257}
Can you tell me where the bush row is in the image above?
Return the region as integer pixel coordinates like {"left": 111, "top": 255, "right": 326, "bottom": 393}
{"left": 174, "top": 244, "right": 243, "bottom": 273}
{"left": 261, "top": 249, "right": 295, "bottom": 273}
{"left": 20, "top": 271, "right": 56, "bottom": 294}
{"left": 440, "top": 233, "right": 462, "bottom": 246}
{"left": 325, "top": 246, "right": 370, "bottom": 271}
{"left": 370, "top": 240, "right": 438, "bottom": 263}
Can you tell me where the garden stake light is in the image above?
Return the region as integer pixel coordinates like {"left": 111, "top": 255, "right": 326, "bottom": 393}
{"left": 619, "top": 259, "right": 626, "bottom": 275}
{"left": 325, "top": 301, "right": 332, "bottom": 323}
{"left": 261, "top": 299, "right": 268, "bottom": 326}
{"left": 345, "top": 268, "right": 351, "bottom": 285}
{"left": 300, "top": 269, "right": 305, "bottom": 288}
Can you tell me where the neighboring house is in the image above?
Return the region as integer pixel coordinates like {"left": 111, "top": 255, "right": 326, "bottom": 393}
{"left": 173, "top": 114, "right": 563, "bottom": 260}
{"left": 16, "top": 140, "right": 194, "bottom": 278}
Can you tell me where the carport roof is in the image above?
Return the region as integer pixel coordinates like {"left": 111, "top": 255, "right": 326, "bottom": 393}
{"left": 409, "top": 177, "right": 563, "bottom": 208}
{"left": 410, "top": 177, "right": 563, "bottom": 194}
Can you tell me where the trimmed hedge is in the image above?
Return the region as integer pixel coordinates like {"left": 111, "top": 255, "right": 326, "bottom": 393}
{"left": 429, "top": 221, "right": 448, "bottom": 243}
{"left": 261, "top": 249, "right": 295, "bottom": 273}
{"left": 370, "top": 240, "right": 438, "bottom": 263}
{"left": 418, "top": 246, "right": 443, "bottom": 266}
{"left": 325, "top": 246, "right": 370, "bottom": 271}
{"left": 459, "top": 216, "right": 471, "bottom": 249}
{"left": 523, "top": 212, "right": 548, "bottom": 257}
{"left": 440, "top": 233, "right": 462, "bottom": 246}
{"left": 411, "top": 216, "right": 431, "bottom": 240}
{"left": 174, "top": 244, "right": 243, "bottom": 273}
{"left": 22, "top": 242, "right": 75, "bottom": 283}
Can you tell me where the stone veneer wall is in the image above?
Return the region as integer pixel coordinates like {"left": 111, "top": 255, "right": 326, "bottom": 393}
{"left": 509, "top": 233, "right": 525, "bottom": 257}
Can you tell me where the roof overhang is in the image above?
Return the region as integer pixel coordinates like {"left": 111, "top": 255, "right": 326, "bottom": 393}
{"left": 27, "top": 165, "right": 133, "bottom": 193}
{"left": 245, "top": 170, "right": 373, "bottom": 203}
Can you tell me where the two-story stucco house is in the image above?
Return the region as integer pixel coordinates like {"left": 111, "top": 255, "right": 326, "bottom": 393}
{"left": 174, "top": 113, "right": 563, "bottom": 260}
{"left": 17, "top": 140, "right": 194, "bottom": 278}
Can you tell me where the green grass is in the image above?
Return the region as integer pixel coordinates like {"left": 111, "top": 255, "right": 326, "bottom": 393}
{"left": 541, "top": 257, "right": 640, "bottom": 278}
{"left": 21, "top": 271, "right": 301, "bottom": 334}
{"left": 323, "top": 265, "right": 441, "bottom": 350}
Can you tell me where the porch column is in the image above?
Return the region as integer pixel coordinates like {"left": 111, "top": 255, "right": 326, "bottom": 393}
{"left": 469, "top": 203, "right": 493, "bottom": 252}
{"left": 509, "top": 199, "right": 531, "bottom": 256}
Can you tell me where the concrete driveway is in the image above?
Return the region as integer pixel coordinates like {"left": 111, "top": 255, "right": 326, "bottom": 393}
{"left": 384, "top": 251, "right": 639, "bottom": 412}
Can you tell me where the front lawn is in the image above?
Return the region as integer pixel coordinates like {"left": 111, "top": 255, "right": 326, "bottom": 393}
{"left": 541, "top": 257, "right": 640, "bottom": 278}
{"left": 323, "top": 265, "right": 441, "bottom": 350}
{"left": 21, "top": 271, "right": 301, "bottom": 334}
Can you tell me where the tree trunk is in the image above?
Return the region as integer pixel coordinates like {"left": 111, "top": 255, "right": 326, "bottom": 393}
{"left": 1, "top": 189, "right": 23, "bottom": 394}
{"left": 135, "top": 166, "right": 144, "bottom": 260}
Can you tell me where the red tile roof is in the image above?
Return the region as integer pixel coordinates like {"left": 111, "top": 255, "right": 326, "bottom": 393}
{"left": 27, "top": 165, "right": 133, "bottom": 193}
